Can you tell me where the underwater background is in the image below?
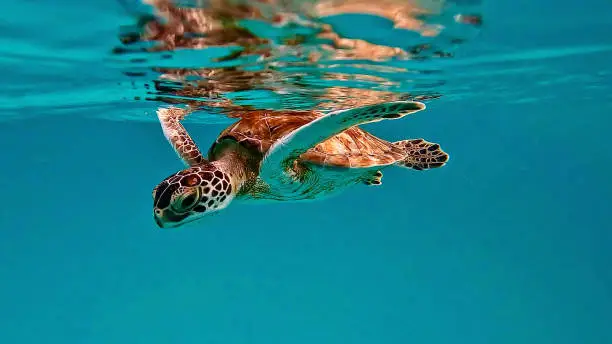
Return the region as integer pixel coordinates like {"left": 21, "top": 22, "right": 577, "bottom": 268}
{"left": 1, "top": 0, "right": 611, "bottom": 343}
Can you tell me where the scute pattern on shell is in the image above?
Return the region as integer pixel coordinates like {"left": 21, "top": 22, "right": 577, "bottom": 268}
{"left": 211, "top": 110, "right": 405, "bottom": 168}
{"left": 303, "top": 127, "right": 405, "bottom": 167}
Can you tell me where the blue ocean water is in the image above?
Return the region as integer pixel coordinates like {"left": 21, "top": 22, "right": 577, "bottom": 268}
{"left": 1, "top": 0, "right": 611, "bottom": 343}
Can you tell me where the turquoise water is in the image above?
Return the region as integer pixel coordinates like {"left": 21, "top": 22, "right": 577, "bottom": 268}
{"left": 1, "top": 0, "right": 611, "bottom": 343}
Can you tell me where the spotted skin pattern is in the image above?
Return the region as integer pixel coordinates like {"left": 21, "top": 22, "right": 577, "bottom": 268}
{"left": 157, "top": 107, "right": 207, "bottom": 166}
{"left": 364, "top": 170, "right": 383, "bottom": 185}
{"left": 393, "top": 139, "right": 449, "bottom": 170}
{"left": 153, "top": 164, "right": 233, "bottom": 227}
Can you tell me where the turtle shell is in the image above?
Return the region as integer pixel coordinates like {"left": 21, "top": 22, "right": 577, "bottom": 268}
{"left": 208, "top": 110, "right": 405, "bottom": 168}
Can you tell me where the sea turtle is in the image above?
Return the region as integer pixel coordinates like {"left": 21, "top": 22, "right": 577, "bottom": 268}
{"left": 152, "top": 101, "right": 448, "bottom": 228}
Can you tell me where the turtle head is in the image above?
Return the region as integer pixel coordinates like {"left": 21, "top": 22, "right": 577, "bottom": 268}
{"left": 152, "top": 164, "right": 236, "bottom": 228}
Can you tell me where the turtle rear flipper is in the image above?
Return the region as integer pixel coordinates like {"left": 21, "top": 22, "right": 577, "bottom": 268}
{"left": 394, "top": 139, "right": 449, "bottom": 170}
{"left": 364, "top": 170, "right": 383, "bottom": 186}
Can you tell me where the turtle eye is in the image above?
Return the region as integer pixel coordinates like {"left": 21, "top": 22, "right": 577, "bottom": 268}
{"left": 171, "top": 188, "right": 200, "bottom": 213}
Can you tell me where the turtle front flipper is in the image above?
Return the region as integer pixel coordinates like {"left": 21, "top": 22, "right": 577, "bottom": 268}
{"left": 393, "top": 139, "right": 449, "bottom": 170}
{"left": 157, "top": 107, "right": 207, "bottom": 166}
{"left": 364, "top": 171, "right": 383, "bottom": 186}
{"left": 260, "top": 101, "right": 426, "bottom": 186}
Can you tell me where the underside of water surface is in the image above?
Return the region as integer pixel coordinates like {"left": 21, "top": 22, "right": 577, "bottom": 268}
{"left": 4, "top": 0, "right": 485, "bottom": 121}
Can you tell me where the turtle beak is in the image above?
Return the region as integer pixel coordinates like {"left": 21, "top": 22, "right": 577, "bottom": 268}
{"left": 153, "top": 209, "right": 200, "bottom": 229}
{"left": 154, "top": 215, "right": 165, "bottom": 228}
{"left": 153, "top": 209, "right": 179, "bottom": 228}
